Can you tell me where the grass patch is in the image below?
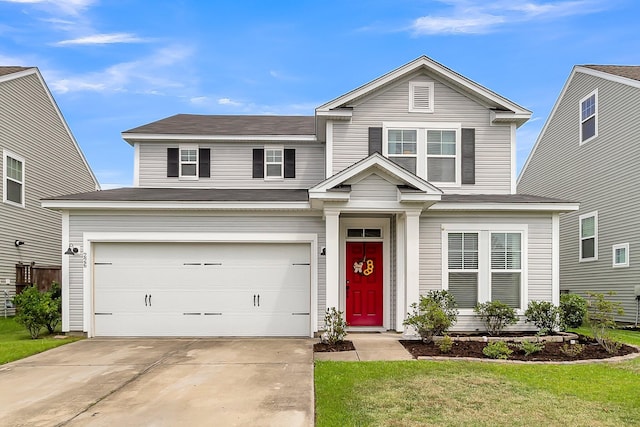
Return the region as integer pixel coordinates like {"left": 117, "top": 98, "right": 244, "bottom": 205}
{"left": 315, "top": 328, "right": 640, "bottom": 426}
{"left": 0, "top": 317, "right": 82, "bottom": 364}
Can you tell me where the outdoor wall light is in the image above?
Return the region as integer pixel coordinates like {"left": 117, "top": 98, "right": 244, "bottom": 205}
{"left": 14, "top": 240, "right": 25, "bottom": 247}
{"left": 64, "top": 243, "right": 79, "bottom": 255}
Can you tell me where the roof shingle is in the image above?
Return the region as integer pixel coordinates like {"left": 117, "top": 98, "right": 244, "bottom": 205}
{"left": 0, "top": 66, "right": 33, "bottom": 77}
{"left": 582, "top": 65, "right": 640, "bottom": 82}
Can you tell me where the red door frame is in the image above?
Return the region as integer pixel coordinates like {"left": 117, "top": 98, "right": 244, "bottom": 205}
{"left": 345, "top": 241, "right": 383, "bottom": 326}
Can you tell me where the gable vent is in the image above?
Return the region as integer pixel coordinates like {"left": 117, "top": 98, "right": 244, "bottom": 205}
{"left": 409, "top": 81, "right": 434, "bottom": 113}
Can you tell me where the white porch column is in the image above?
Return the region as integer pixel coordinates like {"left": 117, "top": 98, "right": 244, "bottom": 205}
{"left": 395, "top": 213, "right": 406, "bottom": 332}
{"left": 552, "top": 212, "right": 560, "bottom": 306}
{"left": 405, "top": 210, "right": 421, "bottom": 311}
{"left": 324, "top": 209, "right": 340, "bottom": 312}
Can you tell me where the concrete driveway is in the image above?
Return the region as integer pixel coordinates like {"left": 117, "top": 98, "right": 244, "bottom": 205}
{"left": 0, "top": 338, "right": 314, "bottom": 427}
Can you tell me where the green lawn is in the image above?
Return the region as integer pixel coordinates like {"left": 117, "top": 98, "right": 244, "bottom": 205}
{"left": 315, "top": 329, "right": 640, "bottom": 426}
{"left": 0, "top": 317, "right": 82, "bottom": 364}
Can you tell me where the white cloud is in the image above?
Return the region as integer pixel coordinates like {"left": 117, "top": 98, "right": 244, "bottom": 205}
{"left": 189, "top": 96, "right": 209, "bottom": 105}
{"left": 0, "top": 0, "right": 95, "bottom": 16}
{"left": 55, "top": 32, "right": 147, "bottom": 46}
{"left": 218, "top": 97, "right": 243, "bottom": 107}
{"left": 411, "top": 0, "right": 606, "bottom": 35}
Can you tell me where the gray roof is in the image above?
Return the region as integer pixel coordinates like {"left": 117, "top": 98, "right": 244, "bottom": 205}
{"left": 0, "top": 66, "right": 33, "bottom": 77}
{"left": 582, "top": 65, "right": 640, "bottom": 82}
{"left": 124, "top": 114, "right": 316, "bottom": 136}
{"left": 441, "top": 194, "right": 575, "bottom": 203}
{"left": 43, "top": 187, "right": 309, "bottom": 202}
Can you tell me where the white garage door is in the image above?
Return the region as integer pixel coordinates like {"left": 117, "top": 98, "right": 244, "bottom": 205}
{"left": 93, "top": 242, "right": 311, "bottom": 337}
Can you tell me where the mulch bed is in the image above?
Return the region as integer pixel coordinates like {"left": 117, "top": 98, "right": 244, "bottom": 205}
{"left": 400, "top": 336, "right": 638, "bottom": 362}
{"left": 314, "top": 340, "right": 355, "bottom": 352}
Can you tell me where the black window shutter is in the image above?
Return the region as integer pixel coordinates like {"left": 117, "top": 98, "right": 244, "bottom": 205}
{"left": 368, "top": 127, "right": 383, "bottom": 155}
{"left": 284, "top": 149, "right": 296, "bottom": 179}
{"left": 252, "top": 148, "right": 264, "bottom": 178}
{"left": 198, "top": 148, "right": 210, "bottom": 178}
{"left": 167, "top": 148, "right": 179, "bottom": 177}
{"left": 461, "top": 128, "right": 475, "bottom": 185}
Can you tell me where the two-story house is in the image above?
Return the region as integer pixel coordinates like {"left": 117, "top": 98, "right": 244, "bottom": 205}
{"left": 518, "top": 65, "right": 640, "bottom": 323}
{"left": 43, "top": 56, "right": 577, "bottom": 337}
{"left": 1, "top": 66, "right": 99, "bottom": 314}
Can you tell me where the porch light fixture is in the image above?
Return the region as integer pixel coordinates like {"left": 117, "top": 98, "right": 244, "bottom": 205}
{"left": 64, "top": 243, "right": 79, "bottom": 255}
{"left": 14, "top": 240, "right": 25, "bottom": 247}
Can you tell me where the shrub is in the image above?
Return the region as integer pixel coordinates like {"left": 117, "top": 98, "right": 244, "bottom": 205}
{"left": 403, "top": 290, "right": 458, "bottom": 343}
{"left": 560, "top": 293, "right": 587, "bottom": 329}
{"left": 586, "top": 292, "right": 624, "bottom": 354}
{"left": 482, "top": 341, "right": 513, "bottom": 359}
{"left": 43, "top": 282, "right": 62, "bottom": 334}
{"left": 13, "top": 286, "right": 61, "bottom": 339}
{"left": 559, "top": 342, "right": 585, "bottom": 357}
{"left": 322, "top": 307, "right": 348, "bottom": 345}
{"left": 438, "top": 335, "right": 453, "bottom": 353}
{"left": 524, "top": 300, "right": 561, "bottom": 335}
{"left": 516, "top": 339, "right": 544, "bottom": 356}
{"left": 473, "top": 301, "right": 517, "bottom": 336}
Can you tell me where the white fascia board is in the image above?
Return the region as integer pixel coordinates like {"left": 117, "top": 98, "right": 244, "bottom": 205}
{"left": 490, "top": 111, "right": 532, "bottom": 128}
{"left": 41, "top": 200, "right": 311, "bottom": 210}
{"left": 0, "top": 68, "right": 37, "bottom": 83}
{"left": 429, "top": 202, "right": 580, "bottom": 212}
{"left": 397, "top": 191, "right": 441, "bottom": 203}
{"left": 315, "top": 109, "right": 352, "bottom": 120}
{"left": 576, "top": 66, "right": 640, "bottom": 90}
{"left": 308, "top": 191, "right": 350, "bottom": 202}
{"left": 122, "top": 133, "right": 317, "bottom": 145}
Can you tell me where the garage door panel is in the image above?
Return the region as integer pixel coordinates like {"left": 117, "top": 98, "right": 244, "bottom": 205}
{"left": 93, "top": 242, "right": 311, "bottom": 337}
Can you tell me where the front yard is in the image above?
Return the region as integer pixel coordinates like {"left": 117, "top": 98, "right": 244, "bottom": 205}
{"left": 0, "top": 317, "right": 81, "bottom": 364}
{"left": 315, "top": 329, "right": 640, "bottom": 426}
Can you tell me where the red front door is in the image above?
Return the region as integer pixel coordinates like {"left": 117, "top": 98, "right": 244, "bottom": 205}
{"left": 346, "top": 241, "right": 383, "bottom": 326}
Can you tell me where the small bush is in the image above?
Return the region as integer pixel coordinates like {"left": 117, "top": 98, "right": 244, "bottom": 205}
{"left": 404, "top": 290, "right": 458, "bottom": 343}
{"left": 482, "top": 341, "right": 513, "bottom": 359}
{"left": 559, "top": 342, "right": 585, "bottom": 357}
{"left": 43, "top": 282, "right": 62, "bottom": 334}
{"left": 516, "top": 339, "right": 545, "bottom": 356}
{"left": 13, "top": 285, "right": 62, "bottom": 339}
{"left": 438, "top": 335, "right": 453, "bottom": 353}
{"left": 586, "top": 291, "right": 624, "bottom": 354}
{"left": 322, "top": 307, "right": 348, "bottom": 345}
{"left": 474, "top": 301, "right": 518, "bottom": 336}
{"left": 560, "top": 293, "right": 587, "bottom": 329}
{"left": 525, "top": 300, "right": 561, "bottom": 335}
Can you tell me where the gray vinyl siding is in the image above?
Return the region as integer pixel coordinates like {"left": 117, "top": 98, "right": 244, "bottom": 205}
{"left": 419, "top": 211, "right": 553, "bottom": 331}
{"left": 518, "top": 71, "right": 640, "bottom": 323}
{"left": 0, "top": 72, "right": 96, "bottom": 313}
{"left": 67, "top": 211, "right": 325, "bottom": 332}
{"left": 137, "top": 141, "right": 325, "bottom": 189}
{"left": 348, "top": 173, "right": 398, "bottom": 201}
{"left": 332, "top": 71, "right": 513, "bottom": 194}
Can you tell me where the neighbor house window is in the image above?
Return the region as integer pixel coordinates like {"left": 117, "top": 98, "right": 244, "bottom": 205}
{"left": 3, "top": 150, "right": 25, "bottom": 207}
{"left": 427, "top": 130, "right": 456, "bottom": 183}
{"left": 580, "top": 90, "right": 597, "bottom": 144}
{"left": 579, "top": 211, "right": 598, "bottom": 261}
{"left": 490, "top": 233, "right": 522, "bottom": 309}
{"left": 447, "top": 232, "right": 479, "bottom": 308}
{"left": 265, "top": 148, "right": 283, "bottom": 179}
{"left": 612, "top": 243, "right": 629, "bottom": 268}
{"left": 387, "top": 129, "right": 417, "bottom": 174}
{"left": 180, "top": 147, "right": 197, "bottom": 178}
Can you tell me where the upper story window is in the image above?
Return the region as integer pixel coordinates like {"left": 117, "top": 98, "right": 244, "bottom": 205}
{"left": 383, "top": 122, "right": 461, "bottom": 186}
{"left": 408, "top": 81, "right": 434, "bottom": 113}
{"left": 3, "top": 150, "right": 25, "bottom": 207}
{"left": 580, "top": 90, "right": 598, "bottom": 144}
{"left": 265, "top": 148, "right": 283, "bottom": 179}
{"left": 612, "top": 243, "right": 629, "bottom": 268}
{"left": 166, "top": 146, "right": 210, "bottom": 179}
{"left": 579, "top": 211, "right": 598, "bottom": 262}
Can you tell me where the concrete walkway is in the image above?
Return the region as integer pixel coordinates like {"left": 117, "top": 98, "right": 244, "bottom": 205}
{"left": 0, "top": 338, "right": 314, "bottom": 427}
{"left": 314, "top": 332, "right": 413, "bottom": 361}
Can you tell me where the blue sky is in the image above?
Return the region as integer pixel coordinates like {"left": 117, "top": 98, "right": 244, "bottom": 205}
{"left": 1, "top": 0, "right": 638, "bottom": 188}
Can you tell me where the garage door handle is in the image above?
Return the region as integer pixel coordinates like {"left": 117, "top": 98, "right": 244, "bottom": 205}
{"left": 257, "top": 294, "right": 260, "bottom": 307}
{"left": 145, "top": 294, "right": 148, "bottom": 306}
{"left": 291, "top": 312, "right": 309, "bottom": 316}
{"left": 253, "top": 294, "right": 256, "bottom": 306}
{"left": 148, "top": 294, "right": 151, "bottom": 306}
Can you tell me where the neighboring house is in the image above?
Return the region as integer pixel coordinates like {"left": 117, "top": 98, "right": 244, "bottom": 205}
{"left": 518, "top": 65, "right": 640, "bottom": 323}
{"left": 43, "top": 56, "right": 577, "bottom": 337}
{"left": 0, "top": 67, "right": 99, "bottom": 314}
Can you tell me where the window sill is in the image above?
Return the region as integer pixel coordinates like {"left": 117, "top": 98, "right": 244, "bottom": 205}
{"left": 579, "top": 257, "right": 598, "bottom": 263}
{"left": 3, "top": 200, "right": 25, "bottom": 209}
{"left": 612, "top": 264, "right": 629, "bottom": 268}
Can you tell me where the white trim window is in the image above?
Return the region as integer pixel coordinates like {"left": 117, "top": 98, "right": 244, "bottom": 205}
{"left": 580, "top": 89, "right": 598, "bottom": 144}
{"left": 179, "top": 146, "right": 198, "bottom": 178}
{"left": 443, "top": 225, "right": 527, "bottom": 311}
{"left": 3, "top": 150, "right": 25, "bottom": 207}
{"left": 383, "top": 122, "right": 461, "bottom": 186}
{"left": 579, "top": 211, "right": 598, "bottom": 261}
{"left": 408, "top": 81, "right": 434, "bottom": 113}
{"left": 446, "top": 232, "right": 479, "bottom": 308}
{"left": 612, "top": 243, "right": 629, "bottom": 268}
{"left": 265, "top": 147, "right": 283, "bottom": 179}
